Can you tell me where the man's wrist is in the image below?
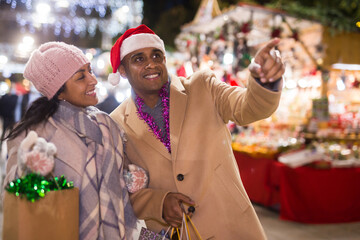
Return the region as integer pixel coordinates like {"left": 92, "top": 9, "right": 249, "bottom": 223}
{"left": 254, "top": 77, "right": 282, "bottom": 91}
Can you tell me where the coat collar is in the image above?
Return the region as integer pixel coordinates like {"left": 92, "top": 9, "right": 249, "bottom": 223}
{"left": 47, "top": 117, "right": 87, "bottom": 175}
{"left": 168, "top": 74, "right": 187, "bottom": 160}
{"left": 124, "top": 74, "right": 187, "bottom": 161}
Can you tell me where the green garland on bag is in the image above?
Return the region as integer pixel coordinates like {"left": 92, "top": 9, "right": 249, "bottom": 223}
{"left": 5, "top": 173, "right": 74, "bottom": 202}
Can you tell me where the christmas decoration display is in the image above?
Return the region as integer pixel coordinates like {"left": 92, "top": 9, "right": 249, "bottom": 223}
{"left": 4, "top": 130, "right": 74, "bottom": 202}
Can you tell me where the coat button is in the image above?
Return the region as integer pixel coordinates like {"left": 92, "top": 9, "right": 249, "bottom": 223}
{"left": 177, "top": 174, "right": 184, "bottom": 181}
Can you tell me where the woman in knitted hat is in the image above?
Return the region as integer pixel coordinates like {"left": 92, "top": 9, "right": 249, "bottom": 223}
{"left": 3, "top": 42, "right": 145, "bottom": 239}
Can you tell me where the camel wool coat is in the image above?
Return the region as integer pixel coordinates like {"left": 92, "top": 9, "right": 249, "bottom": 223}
{"left": 110, "top": 70, "right": 282, "bottom": 239}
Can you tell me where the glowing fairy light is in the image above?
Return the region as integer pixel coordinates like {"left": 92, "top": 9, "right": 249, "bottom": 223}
{"left": 5, "top": 0, "right": 144, "bottom": 39}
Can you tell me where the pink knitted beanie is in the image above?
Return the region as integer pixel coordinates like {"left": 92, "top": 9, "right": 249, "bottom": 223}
{"left": 24, "top": 42, "right": 89, "bottom": 99}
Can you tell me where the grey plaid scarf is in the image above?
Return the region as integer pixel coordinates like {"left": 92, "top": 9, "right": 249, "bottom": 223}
{"left": 53, "top": 101, "right": 143, "bottom": 240}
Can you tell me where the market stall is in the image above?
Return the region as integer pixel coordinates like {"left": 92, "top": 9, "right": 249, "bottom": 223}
{"left": 176, "top": 0, "right": 360, "bottom": 223}
{"left": 176, "top": 1, "right": 325, "bottom": 126}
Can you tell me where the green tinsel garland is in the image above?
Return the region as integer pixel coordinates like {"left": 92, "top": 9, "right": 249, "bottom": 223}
{"left": 5, "top": 173, "right": 74, "bottom": 202}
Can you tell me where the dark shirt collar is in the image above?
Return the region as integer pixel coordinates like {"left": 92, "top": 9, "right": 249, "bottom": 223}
{"left": 132, "top": 76, "right": 171, "bottom": 108}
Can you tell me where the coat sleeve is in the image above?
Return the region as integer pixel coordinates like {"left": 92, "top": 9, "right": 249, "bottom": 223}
{"left": 110, "top": 106, "right": 171, "bottom": 224}
{"left": 129, "top": 188, "right": 170, "bottom": 224}
{"left": 197, "top": 70, "right": 282, "bottom": 125}
{"left": 3, "top": 134, "right": 24, "bottom": 189}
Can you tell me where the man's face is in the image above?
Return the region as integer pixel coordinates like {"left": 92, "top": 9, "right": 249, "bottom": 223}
{"left": 119, "top": 47, "right": 168, "bottom": 99}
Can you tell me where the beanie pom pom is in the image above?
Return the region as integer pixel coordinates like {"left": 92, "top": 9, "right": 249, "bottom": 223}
{"left": 108, "top": 72, "right": 121, "bottom": 86}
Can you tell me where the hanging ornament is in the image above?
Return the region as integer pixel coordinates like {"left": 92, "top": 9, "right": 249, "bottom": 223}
{"left": 271, "top": 14, "right": 283, "bottom": 38}
{"left": 241, "top": 10, "right": 253, "bottom": 34}
{"left": 240, "top": 21, "right": 252, "bottom": 34}
{"left": 352, "top": 78, "right": 360, "bottom": 88}
{"left": 271, "top": 27, "right": 282, "bottom": 38}
{"left": 291, "top": 29, "right": 299, "bottom": 41}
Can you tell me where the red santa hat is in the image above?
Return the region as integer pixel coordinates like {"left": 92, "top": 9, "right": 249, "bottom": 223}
{"left": 108, "top": 24, "right": 166, "bottom": 85}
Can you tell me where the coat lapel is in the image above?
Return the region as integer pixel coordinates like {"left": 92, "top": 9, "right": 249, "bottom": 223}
{"left": 169, "top": 75, "right": 187, "bottom": 160}
{"left": 124, "top": 98, "right": 171, "bottom": 160}
{"left": 124, "top": 75, "right": 187, "bottom": 161}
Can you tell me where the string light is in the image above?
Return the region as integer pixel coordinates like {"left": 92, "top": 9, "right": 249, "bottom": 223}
{"left": 3, "top": 0, "right": 143, "bottom": 39}
{"left": 0, "top": 55, "right": 8, "bottom": 65}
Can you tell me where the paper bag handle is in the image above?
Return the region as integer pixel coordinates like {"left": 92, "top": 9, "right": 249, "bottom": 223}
{"left": 169, "top": 213, "right": 203, "bottom": 240}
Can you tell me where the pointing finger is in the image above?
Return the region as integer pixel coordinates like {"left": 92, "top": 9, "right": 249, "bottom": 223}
{"left": 259, "top": 38, "right": 281, "bottom": 55}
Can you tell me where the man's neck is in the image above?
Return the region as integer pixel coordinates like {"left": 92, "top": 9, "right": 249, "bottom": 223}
{"left": 133, "top": 79, "right": 170, "bottom": 108}
{"left": 142, "top": 94, "right": 160, "bottom": 108}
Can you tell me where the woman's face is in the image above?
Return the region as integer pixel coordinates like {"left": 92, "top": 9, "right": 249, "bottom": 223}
{"left": 58, "top": 63, "right": 98, "bottom": 108}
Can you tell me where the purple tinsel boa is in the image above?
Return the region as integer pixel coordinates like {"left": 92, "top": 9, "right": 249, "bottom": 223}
{"left": 135, "top": 84, "right": 171, "bottom": 153}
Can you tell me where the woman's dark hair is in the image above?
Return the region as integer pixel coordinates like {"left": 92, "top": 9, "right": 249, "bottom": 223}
{"left": 3, "top": 85, "right": 66, "bottom": 140}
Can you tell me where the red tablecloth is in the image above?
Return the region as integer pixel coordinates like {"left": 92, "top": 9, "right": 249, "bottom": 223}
{"left": 274, "top": 162, "right": 360, "bottom": 223}
{"left": 234, "top": 151, "right": 280, "bottom": 207}
{"left": 233, "top": 150, "right": 360, "bottom": 223}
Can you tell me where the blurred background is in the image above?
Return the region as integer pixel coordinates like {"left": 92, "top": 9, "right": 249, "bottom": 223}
{"left": 1, "top": 1, "right": 360, "bottom": 239}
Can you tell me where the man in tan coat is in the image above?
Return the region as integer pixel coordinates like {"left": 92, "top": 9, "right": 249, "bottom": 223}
{"left": 109, "top": 24, "right": 285, "bottom": 239}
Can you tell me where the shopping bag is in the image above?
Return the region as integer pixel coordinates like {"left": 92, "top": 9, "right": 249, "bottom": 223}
{"left": 2, "top": 187, "right": 79, "bottom": 240}
{"left": 138, "top": 226, "right": 171, "bottom": 240}
{"left": 3, "top": 130, "right": 79, "bottom": 240}
{"left": 170, "top": 213, "right": 203, "bottom": 240}
{"left": 138, "top": 213, "right": 203, "bottom": 240}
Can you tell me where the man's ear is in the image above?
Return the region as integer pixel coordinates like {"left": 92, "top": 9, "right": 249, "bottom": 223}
{"left": 119, "top": 65, "right": 127, "bottom": 79}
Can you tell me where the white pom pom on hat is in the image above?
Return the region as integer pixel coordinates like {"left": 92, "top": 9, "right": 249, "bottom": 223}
{"left": 108, "top": 24, "right": 165, "bottom": 86}
{"left": 108, "top": 72, "right": 121, "bottom": 86}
